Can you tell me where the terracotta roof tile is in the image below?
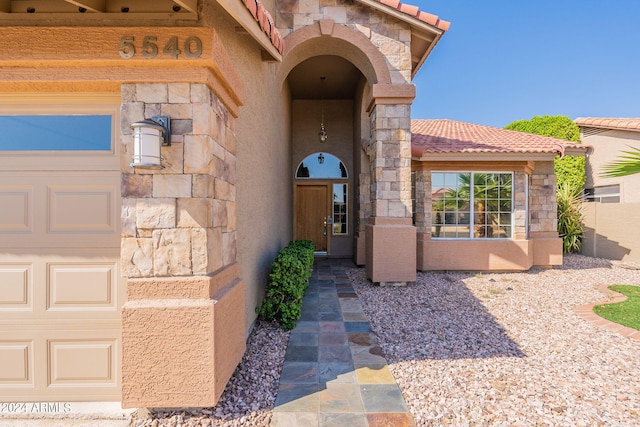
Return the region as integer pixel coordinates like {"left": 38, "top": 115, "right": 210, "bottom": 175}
{"left": 574, "top": 117, "right": 640, "bottom": 131}
{"left": 242, "top": 0, "right": 285, "bottom": 55}
{"left": 411, "top": 119, "right": 584, "bottom": 158}
{"left": 373, "top": 0, "right": 450, "bottom": 31}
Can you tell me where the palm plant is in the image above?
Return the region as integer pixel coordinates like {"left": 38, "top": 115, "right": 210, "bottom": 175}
{"left": 601, "top": 146, "right": 640, "bottom": 177}
{"left": 557, "top": 182, "right": 584, "bottom": 253}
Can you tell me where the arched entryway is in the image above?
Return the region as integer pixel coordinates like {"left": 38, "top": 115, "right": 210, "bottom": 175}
{"left": 281, "top": 20, "right": 417, "bottom": 282}
{"left": 286, "top": 52, "right": 365, "bottom": 258}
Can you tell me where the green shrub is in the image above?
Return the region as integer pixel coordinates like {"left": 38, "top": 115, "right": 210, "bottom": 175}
{"left": 557, "top": 182, "right": 584, "bottom": 253}
{"left": 256, "top": 240, "right": 314, "bottom": 330}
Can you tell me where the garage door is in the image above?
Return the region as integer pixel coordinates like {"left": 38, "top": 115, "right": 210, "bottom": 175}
{"left": 0, "top": 95, "right": 124, "bottom": 401}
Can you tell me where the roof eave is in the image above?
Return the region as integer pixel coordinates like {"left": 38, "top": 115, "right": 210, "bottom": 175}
{"left": 563, "top": 146, "right": 592, "bottom": 157}
{"left": 412, "top": 152, "right": 558, "bottom": 162}
{"left": 575, "top": 123, "right": 640, "bottom": 133}
{"left": 214, "top": 0, "right": 282, "bottom": 61}
{"left": 411, "top": 30, "right": 444, "bottom": 79}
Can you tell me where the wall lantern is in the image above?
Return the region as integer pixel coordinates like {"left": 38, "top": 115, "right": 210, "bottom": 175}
{"left": 130, "top": 116, "right": 171, "bottom": 169}
{"left": 318, "top": 152, "right": 325, "bottom": 164}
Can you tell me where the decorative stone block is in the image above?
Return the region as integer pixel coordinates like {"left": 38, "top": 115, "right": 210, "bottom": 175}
{"left": 136, "top": 83, "right": 168, "bottom": 103}
{"left": 153, "top": 174, "right": 192, "bottom": 198}
{"left": 136, "top": 198, "right": 176, "bottom": 229}
{"left": 121, "top": 199, "right": 137, "bottom": 238}
{"left": 190, "top": 83, "right": 210, "bottom": 104}
{"left": 184, "top": 134, "right": 214, "bottom": 174}
{"left": 153, "top": 228, "right": 192, "bottom": 276}
{"left": 122, "top": 174, "right": 152, "bottom": 198}
{"left": 177, "top": 198, "right": 213, "bottom": 228}
{"left": 121, "top": 237, "right": 154, "bottom": 277}
{"left": 193, "top": 175, "right": 215, "bottom": 198}
{"left": 168, "top": 83, "right": 191, "bottom": 104}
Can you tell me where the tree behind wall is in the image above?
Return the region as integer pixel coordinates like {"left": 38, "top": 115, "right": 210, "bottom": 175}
{"left": 504, "top": 115, "right": 585, "bottom": 252}
{"left": 504, "top": 115, "right": 585, "bottom": 189}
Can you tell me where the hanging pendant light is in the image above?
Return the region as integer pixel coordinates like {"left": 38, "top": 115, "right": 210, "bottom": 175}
{"left": 319, "top": 76, "right": 328, "bottom": 143}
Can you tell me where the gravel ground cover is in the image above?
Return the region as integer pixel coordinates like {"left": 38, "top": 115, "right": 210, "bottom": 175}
{"left": 130, "top": 321, "right": 289, "bottom": 427}
{"left": 132, "top": 255, "right": 639, "bottom": 427}
{"left": 349, "top": 254, "right": 640, "bottom": 426}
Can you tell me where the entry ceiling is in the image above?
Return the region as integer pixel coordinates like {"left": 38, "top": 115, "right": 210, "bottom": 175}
{"left": 288, "top": 55, "right": 363, "bottom": 100}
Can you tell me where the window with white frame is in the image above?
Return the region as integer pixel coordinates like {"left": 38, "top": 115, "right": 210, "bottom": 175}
{"left": 584, "top": 184, "right": 620, "bottom": 203}
{"left": 431, "top": 172, "right": 513, "bottom": 239}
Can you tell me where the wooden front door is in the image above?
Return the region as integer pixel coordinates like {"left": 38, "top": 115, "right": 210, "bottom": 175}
{"left": 295, "top": 183, "right": 330, "bottom": 253}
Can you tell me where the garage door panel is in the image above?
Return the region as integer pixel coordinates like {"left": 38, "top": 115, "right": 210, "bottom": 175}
{"left": 0, "top": 264, "right": 32, "bottom": 309}
{"left": 0, "top": 172, "right": 119, "bottom": 247}
{"left": 48, "top": 264, "right": 115, "bottom": 310}
{"left": 0, "top": 341, "right": 33, "bottom": 385}
{"left": 49, "top": 340, "right": 116, "bottom": 385}
{"left": 0, "top": 186, "right": 33, "bottom": 233}
{"left": 48, "top": 185, "right": 115, "bottom": 233}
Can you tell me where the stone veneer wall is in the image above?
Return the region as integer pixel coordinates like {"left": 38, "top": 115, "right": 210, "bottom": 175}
{"left": 367, "top": 104, "right": 413, "bottom": 218}
{"left": 529, "top": 162, "right": 558, "bottom": 234}
{"left": 119, "top": 82, "right": 245, "bottom": 408}
{"left": 276, "top": 0, "right": 413, "bottom": 84}
{"left": 120, "top": 82, "right": 237, "bottom": 274}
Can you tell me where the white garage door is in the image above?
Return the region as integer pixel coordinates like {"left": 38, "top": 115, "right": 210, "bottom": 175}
{"left": 0, "top": 95, "right": 124, "bottom": 401}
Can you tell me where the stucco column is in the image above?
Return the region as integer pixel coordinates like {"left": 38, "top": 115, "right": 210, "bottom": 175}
{"left": 119, "top": 83, "right": 245, "bottom": 408}
{"left": 364, "top": 84, "right": 416, "bottom": 284}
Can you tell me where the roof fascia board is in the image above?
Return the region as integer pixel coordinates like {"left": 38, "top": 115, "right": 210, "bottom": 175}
{"left": 413, "top": 152, "right": 557, "bottom": 162}
{"left": 354, "top": 0, "right": 444, "bottom": 35}
{"left": 576, "top": 123, "right": 640, "bottom": 133}
{"left": 411, "top": 30, "right": 442, "bottom": 79}
{"left": 214, "top": 0, "right": 281, "bottom": 61}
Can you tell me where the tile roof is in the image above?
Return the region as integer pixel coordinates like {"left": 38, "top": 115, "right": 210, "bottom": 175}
{"left": 574, "top": 117, "right": 640, "bottom": 132}
{"left": 411, "top": 119, "right": 585, "bottom": 158}
{"left": 374, "top": 0, "right": 450, "bottom": 31}
{"left": 242, "top": 0, "right": 285, "bottom": 55}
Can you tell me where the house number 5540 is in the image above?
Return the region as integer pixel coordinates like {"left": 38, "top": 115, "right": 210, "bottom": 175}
{"left": 119, "top": 36, "right": 203, "bottom": 59}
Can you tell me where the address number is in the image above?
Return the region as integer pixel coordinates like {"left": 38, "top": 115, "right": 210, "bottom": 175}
{"left": 119, "top": 36, "right": 203, "bottom": 59}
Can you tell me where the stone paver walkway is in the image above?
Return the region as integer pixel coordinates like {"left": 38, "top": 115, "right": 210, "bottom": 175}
{"left": 271, "top": 259, "right": 415, "bottom": 427}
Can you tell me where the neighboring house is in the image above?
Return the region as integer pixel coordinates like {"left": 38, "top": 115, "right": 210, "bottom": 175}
{"left": 411, "top": 120, "right": 585, "bottom": 271}
{"left": 0, "top": 0, "right": 584, "bottom": 410}
{"left": 575, "top": 117, "right": 640, "bottom": 262}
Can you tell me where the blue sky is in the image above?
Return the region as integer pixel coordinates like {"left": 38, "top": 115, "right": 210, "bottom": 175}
{"left": 411, "top": 0, "right": 640, "bottom": 128}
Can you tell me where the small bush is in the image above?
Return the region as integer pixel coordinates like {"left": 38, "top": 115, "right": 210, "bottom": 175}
{"left": 256, "top": 240, "right": 314, "bottom": 330}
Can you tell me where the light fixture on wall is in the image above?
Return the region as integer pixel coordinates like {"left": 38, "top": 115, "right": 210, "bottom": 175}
{"left": 318, "top": 76, "right": 328, "bottom": 143}
{"left": 318, "top": 153, "right": 325, "bottom": 164}
{"left": 130, "top": 116, "right": 171, "bottom": 169}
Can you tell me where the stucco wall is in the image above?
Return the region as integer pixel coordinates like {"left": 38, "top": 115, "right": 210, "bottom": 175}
{"left": 209, "top": 3, "right": 293, "bottom": 332}
{"left": 582, "top": 202, "right": 640, "bottom": 262}
{"left": 583, "top": 128, "right": 640, "bottom": 203}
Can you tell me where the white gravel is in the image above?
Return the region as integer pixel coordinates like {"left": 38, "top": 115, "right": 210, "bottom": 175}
{"left": 348, "top": 254, "right": 640, "bottom": 426}
{"left": 130, "top": 321, "right": 289, "bottom": 427}
{"left": 132, "top": 254, "right": 640, "bottom": 427}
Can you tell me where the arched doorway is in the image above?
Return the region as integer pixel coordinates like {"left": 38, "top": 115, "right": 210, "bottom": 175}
{"left": 294, "top": 153, "right": 348, "bottom": 254}
{"left": 287, "top": 54, "right": 364, "bottom": 257}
